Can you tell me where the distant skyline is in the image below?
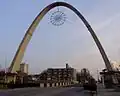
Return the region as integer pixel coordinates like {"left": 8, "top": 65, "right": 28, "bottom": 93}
{"left": 0, "top": 0, "right": 120, "bottom": 78}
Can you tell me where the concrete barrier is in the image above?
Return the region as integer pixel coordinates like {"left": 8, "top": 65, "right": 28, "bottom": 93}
{"left": 52, "top": 83, "right": 54, "bottom": 87}
{"left": 39, "top": 81, "right": 72, "bottom": 88}
{"left": 40, "top": 83, "right": 44, "bottom": 88}
{"left": 65, "top": 82, "right": 67, "bottom": 86}
{"left": 63, "top": 82, "right": 65, "bottom": 86}
{"left": 56, "top": 83, "right": 59, "bottom": 86}
{"left": 47, "top": 83, "right": 50, "bottom": 87}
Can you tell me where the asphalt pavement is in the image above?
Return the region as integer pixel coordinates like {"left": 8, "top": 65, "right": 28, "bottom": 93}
{"left": 0, "top": 87, "right": 91, "bottom": 96}
{"left": 0, "top": 84, "right": 120, "bottom": 96}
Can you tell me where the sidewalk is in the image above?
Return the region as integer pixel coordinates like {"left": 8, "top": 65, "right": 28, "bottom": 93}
{"left": 97, "top": 84, "right": 120, "bottom": 96}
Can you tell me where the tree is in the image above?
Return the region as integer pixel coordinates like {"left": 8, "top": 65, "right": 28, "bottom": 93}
{"left": 76, "top": 72, "right": 81, "bottom": 83}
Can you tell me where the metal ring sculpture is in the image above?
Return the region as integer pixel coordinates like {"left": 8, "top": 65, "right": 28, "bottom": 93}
{"left": 50, "top": 10, "right": 66, "bottom": 26}
{"left": 9, "top": 2, "right": 112, "bottom": 73}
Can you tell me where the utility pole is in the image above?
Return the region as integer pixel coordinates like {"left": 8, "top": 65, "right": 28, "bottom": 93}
{"left": 0, "top": 64, "right": 1, "bottom": 70}
{"left": 4, "top": 56, "right": 7, "bottom": 83}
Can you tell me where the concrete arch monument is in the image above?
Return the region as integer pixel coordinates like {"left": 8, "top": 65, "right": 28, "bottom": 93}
{"left": 9, "top": 2, "right": 112, "bottom": 73}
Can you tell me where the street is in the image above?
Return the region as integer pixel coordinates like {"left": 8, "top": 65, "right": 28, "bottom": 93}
{"left": 0, "top": 87, "right": 90, "bottom": 96}
{"left": 0, "top": 84, "right": 120, "bottom": 96}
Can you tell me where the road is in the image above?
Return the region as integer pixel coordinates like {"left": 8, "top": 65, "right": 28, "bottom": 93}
{"left": 1, "top": 84, "right": 120, "bottom": 96}
{"left": 0, "top": 87, "right": 92, "bottom": 96}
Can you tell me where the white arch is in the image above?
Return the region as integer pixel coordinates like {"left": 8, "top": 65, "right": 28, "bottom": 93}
{"left": 9, "top": 2, "right": 112, "bottom": 73}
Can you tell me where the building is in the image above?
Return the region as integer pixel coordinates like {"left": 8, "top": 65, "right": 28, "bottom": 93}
{"left": 39, "top": 64, "right": 77, "bottom": 82}
{"left": 0, "top": 71, "right": 17, "bottom": 84}
{"left": 100, "top": 68, "right": 120, "bottom": 88}
{"left": 99, "top": 61, "right": 120, "bottom": 88}
{"left": 20, "top": 63, "right": 28, "bottom": 74}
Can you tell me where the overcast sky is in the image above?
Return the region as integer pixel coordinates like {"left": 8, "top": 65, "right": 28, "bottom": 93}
{"left": 0, "top": 0, "right": 120, "bottom": 78}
